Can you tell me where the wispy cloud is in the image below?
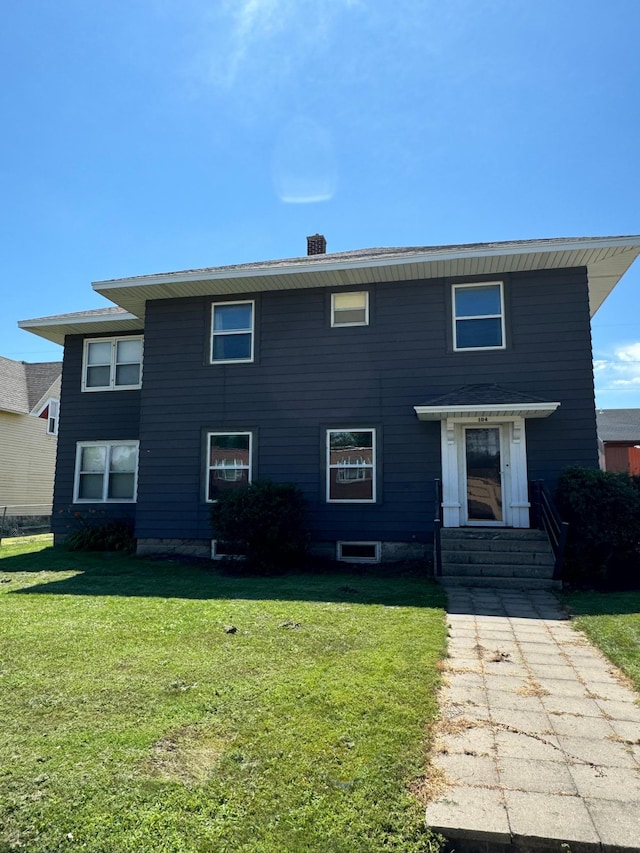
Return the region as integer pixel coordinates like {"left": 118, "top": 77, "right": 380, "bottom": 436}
{"left": 192, "top": 0, "right": 362, "bottom": 91}
{"left": 594, "top": 342, "right": 640, "bottom": 392}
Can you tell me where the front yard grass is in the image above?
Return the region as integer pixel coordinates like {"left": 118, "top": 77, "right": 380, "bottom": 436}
{"left": 564, "top": 590, "right": 640, "bottom": 691}
{"left": 0, "top": 542, "right": 447, "bottom": 853}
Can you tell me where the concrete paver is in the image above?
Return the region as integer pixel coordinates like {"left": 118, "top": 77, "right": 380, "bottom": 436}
{"left": 425, "top": 586, "right": 640, "bottom": 852}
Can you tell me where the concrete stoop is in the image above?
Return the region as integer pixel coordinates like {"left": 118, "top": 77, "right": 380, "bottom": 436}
{"left": 437, "top": 529, "right": 560, "bottom": 590}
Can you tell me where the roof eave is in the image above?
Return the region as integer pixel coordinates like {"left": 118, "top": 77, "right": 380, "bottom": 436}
{"left": 414, "top": 402, "right": 561, "bottom": 420}
{"left": 91, "top": 236, "right": 640, "bottom": 320}
{"left": 18, "top": 311, "right": 142, "bottom": 346}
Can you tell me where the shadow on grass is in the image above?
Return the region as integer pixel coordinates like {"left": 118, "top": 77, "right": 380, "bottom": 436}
{"left": 562, "top": 589, "right": 640, "bottom": 617}
{"left": 0, "top": 547, "right": 443, "bottom": 609}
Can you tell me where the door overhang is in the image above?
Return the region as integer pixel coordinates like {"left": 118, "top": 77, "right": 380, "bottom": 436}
{"left": 413, "top": 385, "right": 560, "bottom": 529}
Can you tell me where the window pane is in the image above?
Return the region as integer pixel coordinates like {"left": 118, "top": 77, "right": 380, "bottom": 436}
{"left": 209, "top": 468, "right": 249, "bottom": 498}
{"left": 214, "top": 304, "right": 252, "bottom": 331}
{"left": 334, "top": 308, "right": 367, "bottom": 325}
{"left": 81, "top": 446, "right": 106, "bottom": 472}
{"left": 334, "top": 292, "right": 366, "bottom": 310}
{"left": 329, "top": 469, "right": 373, "bottom": 501}
{"left": 116, "top": 339, "right": 142, "bottom": 363}
{"left": 79, "top": 473, "right": 104, "bottom": 499}
{"left": 456, "top": 317, "right": 503, "bottom": 349}
{"left": 108, "top": 472, "right": 135, "bottom": 499}
{"left": 86, "top": 365, "right": 111, "bottom": 388}
{"left": 329, "top": 431, "right": 373, "bottom": 465}
{"left": 110, "top": 445, "right": 137, "bottom": 473}
{"left": 87, "top": 341, "right": 112, "bottom": 365}
{"left": 210, "top": 434, "right": 250, "bottom": 453}
{"left": 212, "top": 333, "right": 252, "bottom": 361}
{"left": 455, "top": 285, "right": 502, "bottom": 318}
{"left": 115, "top": 363, "right": 141, "bottom": 386}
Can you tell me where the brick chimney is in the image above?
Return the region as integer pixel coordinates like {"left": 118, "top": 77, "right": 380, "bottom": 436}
{"left": 306, "top": 234, "right": 327, "bottom": 255}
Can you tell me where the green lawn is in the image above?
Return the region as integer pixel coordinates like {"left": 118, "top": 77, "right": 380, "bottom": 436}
{"left": 564, "top": 590, "right": 640, "bottom": 691}
{"left": 0, "top": 541, "right": 447, "bottom": 853}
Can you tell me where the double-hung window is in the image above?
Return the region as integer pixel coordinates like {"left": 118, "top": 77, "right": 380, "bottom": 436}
{"left": 211, "top": 301, "right": 254, "bottom": 363}
{"left": 207, "top": 432, "right": 252, "bottom": 500}
{"left": 74, "top": 441, "right": 139, "bottom": 502}
{"left": 453, "top": 282, "right": 505, "bottom": 351}
{"left": 331, "top": 291, "right": 369, "bottom": 327}
{"left": 83, "top": 336, "right": 143, "bottom": 390}
{"left": 327, "top": 429, "right": 376, "bottom": 502}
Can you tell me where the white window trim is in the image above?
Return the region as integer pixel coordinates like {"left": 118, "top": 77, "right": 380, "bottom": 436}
{"left": 336, "top": 541, "right": 381, "bottom": 563}
{"left": 326, "top": 428, "right": 376, "bottom": 503}
{"left": 206, "top": 431, "right": 253, "bottom": 502}
{"left": 73, "top": 440, "right": 139, "bottom": 503}
{"left": 331, "top": 291, "right": 370, "bottom": 327}
{"left": 452, "top": 281, "right": 506, "bottom": 352}
{"left": 210, "top": 300, "right": 255, "bottom": 364}
{"left": 82, "top": 335, "right": 144, "bottom": 392}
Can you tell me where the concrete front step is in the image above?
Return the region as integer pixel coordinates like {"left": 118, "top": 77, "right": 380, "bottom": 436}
{"left": 438, "top": 576, "right": 561, "bottom": 590}
{"left": 438, "top": 527, "right": 558, "bottom": 589}
{"left": 441, "top": 549, "right": 554, "bottom": 566}
{"left": 442, "top": 564, "right": 554, "bottom": 579}
{"left": 441, "top": 528, "right": 548, "bottom": 541}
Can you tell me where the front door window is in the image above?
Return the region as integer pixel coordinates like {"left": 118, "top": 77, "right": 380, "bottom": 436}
{"left": 465, "top": 427, "right": 503, "bottom": 523}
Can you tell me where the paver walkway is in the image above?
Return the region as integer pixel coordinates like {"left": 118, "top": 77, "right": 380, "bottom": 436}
{"left": 425, "top": 586, "right": 640, "bottom": 853}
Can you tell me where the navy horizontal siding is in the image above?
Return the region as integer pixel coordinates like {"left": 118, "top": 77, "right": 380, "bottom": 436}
{"left": 52, "top": 332, "right": 142, "bottom": 536}
{"left": 130, "top": 267, "right": 597, "bottom": 544}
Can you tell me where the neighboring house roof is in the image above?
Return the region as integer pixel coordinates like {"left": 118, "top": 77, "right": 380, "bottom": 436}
{"left": 19, "top": 235, "right": 640, "bottom": 344}
{"left": 596, "top": 409, "right": 640, "bottom": 443}
{"left": 0, "top": 357, "right": 62, "bottom": 415}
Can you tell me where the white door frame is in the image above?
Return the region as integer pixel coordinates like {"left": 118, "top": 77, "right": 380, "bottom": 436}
{"left": 441, "top": 415, "right": 530, "bottom": 528}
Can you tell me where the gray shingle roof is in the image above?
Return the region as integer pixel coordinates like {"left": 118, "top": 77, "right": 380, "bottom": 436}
{"left": 0, "top": 357, "right": 62, "bottom": 414}
{"left": 419, "top": 384, "right": 551, "bottom": 407}
{"left": 596, "top": 409, "right": 640, "bottom": 442}
{"left": 96, "top": 235, "right": 640, "bottom": 284}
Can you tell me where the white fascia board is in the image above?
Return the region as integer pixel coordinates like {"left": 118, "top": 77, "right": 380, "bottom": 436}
{"left": 414, "top": 402, "right": 561, "bottom": 420}
{"left": 92, "top": 236, "right": 640, "bottom": 293}
{"left": 18, "top": 310, "right": 140, "bottom": 329}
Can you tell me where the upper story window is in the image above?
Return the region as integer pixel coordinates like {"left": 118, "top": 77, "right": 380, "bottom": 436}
{"left": 211, "top": 301, "right": 254, "bottom": 363}
{"left": 327, "top": 429, "right": 376, "bottom": 503}
{"left": 74, "top": 441, "right": 139, "bottom": 503}
{"left": 453, "top": 282, "right": 505, "bottom": 351}
{"left": 331, "top": 291, "right": 369, "bottom": 327}
{"left": 207, "top": 432, "right": 252, "bottom": 501}
{"left": 83, "top": 336, "right": 143, "bottom": 391}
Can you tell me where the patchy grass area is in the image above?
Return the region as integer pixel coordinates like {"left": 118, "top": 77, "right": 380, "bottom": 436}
{"left": 564, "top": 590, "right": 640, "bottom": 692}
{"left": 0, "top": 542, "right": 447, "bottom": 853}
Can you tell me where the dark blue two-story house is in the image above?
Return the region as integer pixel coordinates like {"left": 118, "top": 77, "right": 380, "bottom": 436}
{"left": 19, "top": 235, "right": 640, "bottom": 580}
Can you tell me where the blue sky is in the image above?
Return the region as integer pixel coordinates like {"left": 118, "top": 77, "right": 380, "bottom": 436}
{"left": 2, "top": 0, "right": 640, "bottom": 407}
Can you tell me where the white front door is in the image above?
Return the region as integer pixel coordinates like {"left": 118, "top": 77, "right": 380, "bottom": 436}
{"left": 441, "top": 417, "right": 530, "bottom": 528}
{"left": 463, "top": 425, "right": 506, "bottom": 525}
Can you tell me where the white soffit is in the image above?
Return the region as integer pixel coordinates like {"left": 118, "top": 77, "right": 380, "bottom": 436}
{"left": 414, "top": 402, "right": 561, "bottom": 420}
{"left": 91, "top": 237, "right": 640, "bottom": 320}
{"left": 18, "top": 311, "right": 142, "bottom": 346}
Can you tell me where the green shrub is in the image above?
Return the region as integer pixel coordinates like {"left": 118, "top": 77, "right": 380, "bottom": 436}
{"left": 210, "top": 481, "right": 307, "bottom": 574}
{"left": 66, "top": 520, "right": 136, "bottom": 552}
{"left": 556, "top": 466, "right": 640, "bottom": 586}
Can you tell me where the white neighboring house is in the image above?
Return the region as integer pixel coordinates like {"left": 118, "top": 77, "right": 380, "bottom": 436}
{"left": 0, "top": 357, "right": 62, "bottom": 520}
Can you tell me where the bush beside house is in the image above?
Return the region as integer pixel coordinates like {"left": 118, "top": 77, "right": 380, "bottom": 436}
{"left": 556, "top": 466, "right": 640, "bottom": 587}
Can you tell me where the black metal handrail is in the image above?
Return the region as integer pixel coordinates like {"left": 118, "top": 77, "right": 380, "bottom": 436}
{"left": 433, "top": 478, "right": 443, "bottom": 577}
{"left": 529, "top": 480, "right": 569, "bottom": 581}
